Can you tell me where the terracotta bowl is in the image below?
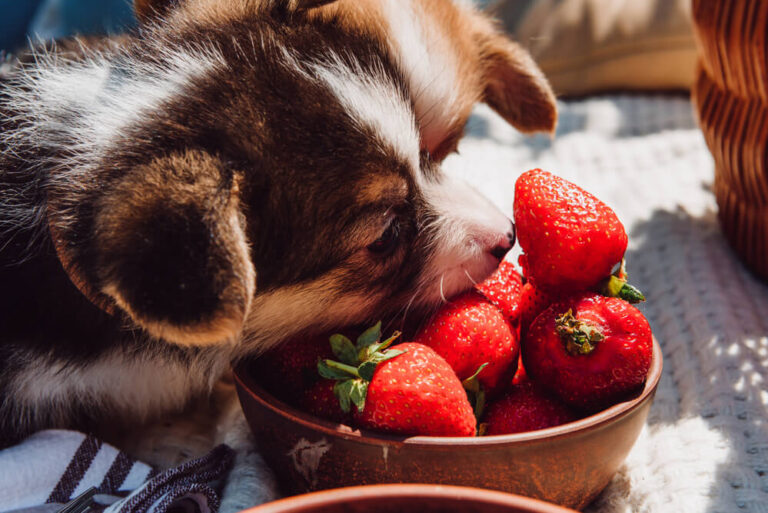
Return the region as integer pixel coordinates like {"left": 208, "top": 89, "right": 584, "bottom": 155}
{"left": 234, "top": 340, "right": 662, "bottom": 511}
{"left": 240, "top": 484, "right": 578, "bottom": 513}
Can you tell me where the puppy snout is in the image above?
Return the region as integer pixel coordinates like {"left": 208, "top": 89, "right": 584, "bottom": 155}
{"left": 489, "top": 222, "right": 516, "bottom": 260}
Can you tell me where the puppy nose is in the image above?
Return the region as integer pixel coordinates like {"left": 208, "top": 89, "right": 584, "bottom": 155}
{"left": 507, "top": 222, "right": 516, "bottom": 247}
{"left": 490, "top": 222, "right": 516, "bottom": 260}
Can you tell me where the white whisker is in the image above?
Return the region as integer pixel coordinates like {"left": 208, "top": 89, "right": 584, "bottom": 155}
{"left": 439, "top": 274, "right": 447, "bottom": 304}
{"left": 463, "top": 267, "right": 478, "bottom": 286}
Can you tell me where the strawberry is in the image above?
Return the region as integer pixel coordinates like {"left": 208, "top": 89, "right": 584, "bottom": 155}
{"left": 514, "top": 169, "right": 628, "bottom": 294}
{"left": 319, "top": 324, "right": 476, "bottom": 437}
{"left": 251, "top": 332, "right": 335, "bottom": 403}
{"left": 354, "top": 342, "right": 476, "bottom": 436}
{"left": 476, "top": 259, "right": 524, "bottom": 320}
{"left": 523, "top": 293, "right": 652, "bottom": 413}
{"left": 483, "top": 381, "right": 577, "bottom": 435}
{"left": 518, "top": 282, "right": 554, "bottom": 338}
{"left": 299, "top": 379, "right": 351, "bottom": 424}
{"left": 414, "top": 291, "right": 519, "bottom": 398}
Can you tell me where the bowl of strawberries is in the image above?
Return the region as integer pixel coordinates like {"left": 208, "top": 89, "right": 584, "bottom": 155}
{"left": 234, "top": 169, "right": 662, "bottom": 511}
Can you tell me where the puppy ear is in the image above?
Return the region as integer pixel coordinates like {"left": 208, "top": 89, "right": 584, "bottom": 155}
{"left": 93, "top": 150, "right": 255, "bottom": 346}
{"left": 475, "top": 23, "right": 558, "bottom": 134}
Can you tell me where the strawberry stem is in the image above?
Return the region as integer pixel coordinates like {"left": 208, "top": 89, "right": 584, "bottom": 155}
{"left": 600, "top": 259, "right": 645, "bottom": 303}
{"left": 617, "top": 282, "right": 646, "bottom": 303}
{"left": 321, "top": 359, "right": 361, "bottom": 378}
{"left": 603, "top": 274, "right": 625, "bottom": 297}
{"left": 555, "top": 309, "right": 604, "bottom": 355}
{"left": 318, "top": 322, "right": 407, "bottom": 414}
{"left": 462, "top": 363, "right": 489, "bottom": 422}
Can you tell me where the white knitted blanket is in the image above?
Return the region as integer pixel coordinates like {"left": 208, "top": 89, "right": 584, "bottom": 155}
{"left": 445, "top": 95, "right": 768, "bottom": 513}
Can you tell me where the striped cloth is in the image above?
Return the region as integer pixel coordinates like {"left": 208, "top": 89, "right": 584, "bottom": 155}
{"left": 1, "top": 431, "right": 233, "bottom": 513}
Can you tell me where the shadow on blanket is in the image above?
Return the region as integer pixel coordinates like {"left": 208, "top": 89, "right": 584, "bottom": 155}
{"left": 589, "top": 207, "right": 768, "bottom": 513}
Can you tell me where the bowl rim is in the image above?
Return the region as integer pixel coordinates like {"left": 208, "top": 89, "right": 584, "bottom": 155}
{"left": 234, "top": 337, "right": 662, "bottom": 447}
{"left": 238, "top": 484, "right": 579, "bottom": 513}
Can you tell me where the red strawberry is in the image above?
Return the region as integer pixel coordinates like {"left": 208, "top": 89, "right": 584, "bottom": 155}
{"left": 414, "top": 292, "right": 519, "bottom": 397}
{"left": 299, "top": 379, "right": 351, "bottom": 424}
{"left": 523, "top": 293, "right": 653, "bottom": 413}
{"left": 518, "top": 282, "right": 554, "bottom": 338}
{"left": 476, "top": 259, "right": 524, "bottom": 320}
{"left": 319, "top": 325, "right": 476, "bottom": 437}
{"left": 514, "top": 169, "right": 628, "bottom": 294}
{"left": 251, "top": 332, "right": 335, "bottom": 402}
{"left": 483, "top": 382, "right": 577, "bottom": 435}
{"left": 354, "top": 343, "right": 476, "bottom": 436}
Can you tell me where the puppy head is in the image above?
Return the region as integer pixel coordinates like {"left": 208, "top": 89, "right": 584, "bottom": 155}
{"left": 34, "top": 1, "right": 529, "bottom": 350}
{"left": 40, "top": 8, "right": 514, "bottom": 349}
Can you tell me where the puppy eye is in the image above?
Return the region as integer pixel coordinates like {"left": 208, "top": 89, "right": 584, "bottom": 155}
{"left": 367, "top": 218, "right": 401, "bottom": 256}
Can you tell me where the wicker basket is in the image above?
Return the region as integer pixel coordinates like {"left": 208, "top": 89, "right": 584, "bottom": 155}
{"left": 692, "top": 0, "right": 768, "bottom": 101}
{"left": 691, "top": 0, "right": 768, "bottom": 280}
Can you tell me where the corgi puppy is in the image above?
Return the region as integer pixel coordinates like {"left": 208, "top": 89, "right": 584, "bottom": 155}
{"left": 0, "top": 0, "right": 556, "bottom": 444}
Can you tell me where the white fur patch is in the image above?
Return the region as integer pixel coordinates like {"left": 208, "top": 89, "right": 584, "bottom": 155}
{"left": 419, "top": 172, "right": 512, "bottom": 303}
{"left": 7, "top": 345, "right": 232, "bottom": 430}
{"left": 1, "top": 41, "right": 225, "bottom": 182}
{"left": 277, "top": 45, "right": 419, "bottom": 169}
{"left": 309, "top": 53, "right": 420, "bottom": 169}
{"left": 379, "top": 0, "right": 463, "bottom": 149}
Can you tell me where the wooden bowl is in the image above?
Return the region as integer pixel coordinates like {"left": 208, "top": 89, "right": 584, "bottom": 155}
{"left": 240, "top": 484, "right": 578, "bottom": 513}
{"left": 233, "top": 340, "right": 662, "bottom": 510}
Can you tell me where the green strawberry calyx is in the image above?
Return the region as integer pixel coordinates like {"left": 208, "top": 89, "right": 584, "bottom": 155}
{"left": 555, "top": 309, "right": 604, "bottom": 356}
{"left": 317, "top": 321, "right": 405, "bottom": 414}
{"left": 600, "top": 259, "right": 645, "bottom": 304}
{"left": 462, "top": 363, "right": 489, "bottom": 421}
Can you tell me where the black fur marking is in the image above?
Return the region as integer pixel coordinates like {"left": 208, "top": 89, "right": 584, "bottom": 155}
{"left": 105, "top": 202, "right": 225, "bottom": 325}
